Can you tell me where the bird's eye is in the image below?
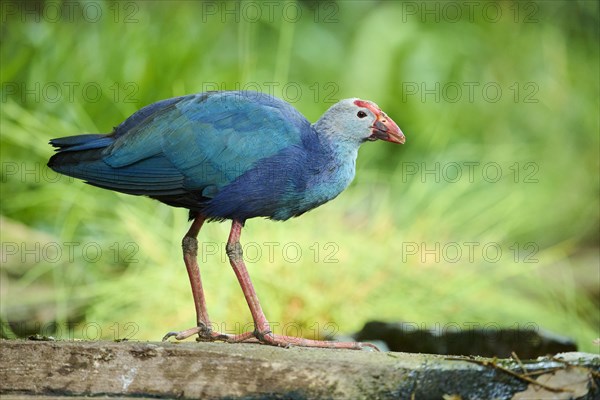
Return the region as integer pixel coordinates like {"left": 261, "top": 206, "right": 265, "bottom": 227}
{"left": 357, "top": 111, "right": 367, "bottom": 118}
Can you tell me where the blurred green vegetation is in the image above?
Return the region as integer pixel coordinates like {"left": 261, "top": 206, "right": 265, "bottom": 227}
{"left": 1, "top": 1, "right": 598, "bottom": 352}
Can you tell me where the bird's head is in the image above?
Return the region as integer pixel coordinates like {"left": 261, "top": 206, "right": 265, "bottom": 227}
{"left": 316, "top": 98, "right": 405, "bottom": 145}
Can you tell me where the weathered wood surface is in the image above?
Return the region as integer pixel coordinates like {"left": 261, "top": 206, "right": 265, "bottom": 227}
{"left": 0, "top": 339, "right": 598, "bottom": 399}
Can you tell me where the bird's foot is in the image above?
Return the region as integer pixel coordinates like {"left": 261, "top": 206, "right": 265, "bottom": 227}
{"left": 253, "top": 330, "right": 380, "bottom": 351}
{"left": 162, "top": 325, "right": 378, "bottom": 350}
{"left": 162, "top": 324, "right": 257, "bottom": 343}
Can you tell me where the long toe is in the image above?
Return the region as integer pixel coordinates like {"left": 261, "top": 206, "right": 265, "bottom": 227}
{"left": 162, "top": 326, "right": 204, "bottom": 341}
{"left": 255, "top": 331, "right": 380, "bottom": 351}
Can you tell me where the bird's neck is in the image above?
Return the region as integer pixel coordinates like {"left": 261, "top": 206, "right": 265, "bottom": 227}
{"left": 302, "top": 123, "right": 360, "bottom": 206}
{"left": 311, "top": 121, "right": 361, "bottom": 162}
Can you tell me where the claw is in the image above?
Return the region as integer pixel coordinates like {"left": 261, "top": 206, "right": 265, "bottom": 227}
{"left": 162, "top": 326, "right": 203, "bottom": 341}
{"left": 162, "top": 332, "right": 177, "bottom": 342}
{"left": 359, "top": 342, "right": 381, "bottom": 352}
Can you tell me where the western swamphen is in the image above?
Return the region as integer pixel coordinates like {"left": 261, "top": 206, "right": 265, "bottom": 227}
{"left": 48, "top": 91, "right": 405, "bottom": 350}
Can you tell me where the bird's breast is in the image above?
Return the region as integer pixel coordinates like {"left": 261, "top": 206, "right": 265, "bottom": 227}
{"left": 301, "top": 151, "right": 357, "bottom": 209}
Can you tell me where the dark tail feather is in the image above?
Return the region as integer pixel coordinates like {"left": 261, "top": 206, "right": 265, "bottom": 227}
{"left": 48, "top": 133, "right": 114, "bottom": 171}
{"left": 47, "top": 134, "right": 186, "bottom": 197}
{"left": 49, "top": 133, "right": 113, "bottom": 152}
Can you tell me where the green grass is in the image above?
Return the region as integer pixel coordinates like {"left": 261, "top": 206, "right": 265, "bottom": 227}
{"left": 1, "top": 1, "right": 598, "bottom": 353}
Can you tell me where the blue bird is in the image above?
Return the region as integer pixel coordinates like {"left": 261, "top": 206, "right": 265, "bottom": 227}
{"left": 48, "top": 91, "right": 405, "bottom": 350}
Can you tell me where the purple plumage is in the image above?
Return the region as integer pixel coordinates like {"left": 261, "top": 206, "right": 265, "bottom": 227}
{"left": 48, "top": 90, "right": 405, "bottom": 350}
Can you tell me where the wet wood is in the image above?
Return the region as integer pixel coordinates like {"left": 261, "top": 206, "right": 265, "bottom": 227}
{"left": 0, "top": 339, "right": 598, "bottom": 399}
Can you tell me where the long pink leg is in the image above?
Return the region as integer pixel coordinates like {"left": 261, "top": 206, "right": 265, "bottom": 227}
{"left": 226, "top": 220, "right": 379, "bottom": 350}
{"left": 163, "top": 215, "right": 254, "bottom": 342}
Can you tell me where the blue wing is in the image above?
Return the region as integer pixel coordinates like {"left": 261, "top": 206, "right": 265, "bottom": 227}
{"left": 48, "top": 91, "right": 315, "bottom": 219}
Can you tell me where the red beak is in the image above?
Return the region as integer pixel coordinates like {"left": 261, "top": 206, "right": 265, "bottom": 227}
{"left": 369, "top": 112, "right": 405, "bottom": 144}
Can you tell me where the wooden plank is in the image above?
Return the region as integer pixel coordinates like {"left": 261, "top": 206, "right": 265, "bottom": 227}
{"left": 0, "top": 340, "right": 598, "bottom": 399}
